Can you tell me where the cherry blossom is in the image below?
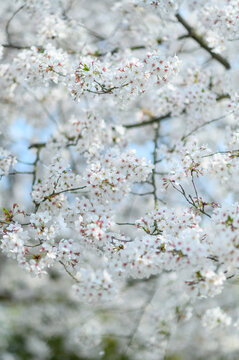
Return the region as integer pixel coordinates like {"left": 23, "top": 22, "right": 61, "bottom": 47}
{"left": 1, "top": 0, "right": 239, "bottom": 359}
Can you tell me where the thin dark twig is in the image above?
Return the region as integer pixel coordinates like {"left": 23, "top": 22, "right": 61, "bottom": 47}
{"left": 35, "top": 185, "right": 87, "bottom": 211}
{"left": 25, "top": 242, "right": 43, "bottom": 248}
{"left": 152, "top": 123, "right": 161, "bottom": 210}
{"left": 32, "top": 147, "right": 41, "bottom": 189}
{"left": 125, "top": 278, "right": 157, "bottom": 354}
{"left": 124, "top": 112, "right": 171, "bottom": 129}
{"left": 24, "top": 86, "right": 58, "bottom": 125}
{"left": 191, "top": 171, "right": 199, "bottom": 201}
{"left": 2, "top": 43, "right": 30, "bottom": 50}
{"left": 59, "top": 260, "right": 79, "bottom": 282}
{"left": 116, "top": 222, "right": 135, "bottom": 226}
{"left": 202, "top": 149, "right": 239, "bottom": 158}
{"left": 48, "top": 186, "right": 87, "bottom": 197}
{"left": 17, "top": 159, "right": 35, "bottom": 166}
{"left": 8, "top": 171, "right": 34, "bottom": 176}
{"left": 181, "top": 113, "right": 229, "bottom": 141}
{"left": 130, "top": 192, "right": 153, "bottom": 196}
{"left": 5, "top": 5, "right": 25, "bottom": 45}
{"left": 171, "top": 183, "right": 211, "bottom": 218}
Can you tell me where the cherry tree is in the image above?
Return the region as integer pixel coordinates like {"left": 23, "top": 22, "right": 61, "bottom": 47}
{"left": 1, "top": 0, "right": 239, "bottom": 359}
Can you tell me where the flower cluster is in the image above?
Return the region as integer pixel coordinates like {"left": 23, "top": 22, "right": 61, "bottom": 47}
{"left": 31, "top": 154, "right": 84, "bottom": 204}
{"left": 0, "top": 45, "right": 68, "bottom": 99}
{"left": 1, "top": 0, "right": 239, "bottom": 358}
{"left": 137, "top": 0, "right": 179, "bottom": 15}
{"left": 73, "top": 269, "right": 115, "bottom": 302}
{"left": 53, "top": 112, "right": 125, "bottom": 157}
{"left": 201, "top": 1, "right": 239, "bottom": 41}
{"left": 69, "top": 52, "right": 181, "bottom": 104}
{"left": 85, "top": 149, "right": 152, "bottom": 203}
{"left": 105, "top": 208, "right": 209, "bottom": 282}
{"left": 158, "top": 139, "right": 210, "bottom": 188}
{"left": 202, "top": 307, "right": 231, "bottom": 329}
{"left": 0, "top": 148, "right": 16, "bottom": 176}
{"left": 209, "top": 203, "right": 239, "bottom": 272}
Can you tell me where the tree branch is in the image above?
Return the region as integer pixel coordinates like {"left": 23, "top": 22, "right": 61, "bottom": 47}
{"left": 125, "top": 278, "right": 157, "bottom": 354}
{"left": 181, "top": 113, "right": 230, "bottom": 141}
{"left": 5, "top": 5, "right": 25, "bottom": 47}
{"left": 124, "top": 112, "right": 171, "bottom": 129}
{"left": 176, "top": 13, "right": 231, "bottom": 70}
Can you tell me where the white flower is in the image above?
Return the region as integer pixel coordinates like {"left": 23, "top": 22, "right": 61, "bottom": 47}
{"left": 202, "top": 307, "right": 231, "bottom": 329}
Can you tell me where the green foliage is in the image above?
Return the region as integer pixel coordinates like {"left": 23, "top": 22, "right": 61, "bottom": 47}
{"left": 101, "top": 337, "right": 130, "bottom": 360}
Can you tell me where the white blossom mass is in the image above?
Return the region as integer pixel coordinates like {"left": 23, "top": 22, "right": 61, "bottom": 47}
{"left": 1, "top": 0, "right": 239, "bottom": 359}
